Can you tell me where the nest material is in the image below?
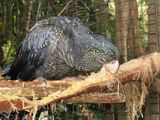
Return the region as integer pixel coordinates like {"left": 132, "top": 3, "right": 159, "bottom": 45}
{"left": 121, "top": 53, "right": 160, "bottom": 120}
{"left": 0, "top": 52, "right": 160, "bottom": 120}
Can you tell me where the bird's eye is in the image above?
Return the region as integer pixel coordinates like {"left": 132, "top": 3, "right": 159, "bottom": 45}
{"left": 99, "top": 58, "right": 106, "bottom": 63}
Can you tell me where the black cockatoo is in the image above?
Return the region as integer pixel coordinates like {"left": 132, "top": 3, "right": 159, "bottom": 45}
{"left": 3, "top": 16, "right": 119, "bottom": 80}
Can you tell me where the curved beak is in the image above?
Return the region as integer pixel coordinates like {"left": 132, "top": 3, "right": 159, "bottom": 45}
{"left": 104, "top": 60, "right": 119, "bottom": 73}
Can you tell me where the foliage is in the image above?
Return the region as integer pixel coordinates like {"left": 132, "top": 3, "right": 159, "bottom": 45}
{"left": 0, "top": 0, "right": 25, "bottom": 66}
{"left": 0, "top": 0, "right": 116, "bottom": 67}
{"left": 0, "top": 0, "right": 117, "bottom": 119}
{"left": 0, "top": 0, "right": 148, "bottom": 119}
{"left": 138, "top": 0, "right": 148, "bottom": 47}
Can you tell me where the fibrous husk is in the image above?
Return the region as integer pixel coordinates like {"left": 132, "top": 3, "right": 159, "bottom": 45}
{"left": 0, "top": 52, "right": 160, "bottom": 120}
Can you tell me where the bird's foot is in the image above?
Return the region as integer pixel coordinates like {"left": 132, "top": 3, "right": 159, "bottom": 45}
{"left": 61, "top": 76, "right": 80, "bottom": 81}
{"left": 33, "top": 76, "right": 50, "bottom": 87}
{"left": 77, "top": 75, "right": 88, "bottom": 80}
{"left": 61, "top": 75, "right": 87, "bottom": 81}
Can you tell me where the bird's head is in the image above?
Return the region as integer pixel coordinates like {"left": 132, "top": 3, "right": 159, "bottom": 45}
{"left": 76, "top": 34, "right": 120, "bottom": 74}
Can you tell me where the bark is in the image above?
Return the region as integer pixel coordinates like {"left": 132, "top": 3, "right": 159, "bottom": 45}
{"left": 127, "top": 0, "right": 144, "bottom": 57}
{"left": 148, "top": 0, "right": 160, "bottom": 52}
{"left": 97, "top": 0, "right": 107, "bottom": 37}
{"left": 115, "top": 0, "right": 128, "bottom": 62}
{"left": 0, "top": 52, "right": 160, "bottom": 112}
{"left": 144, "top": 2, "right": 160, "bottom": 119}
{"left": 115, "top": 0, "right": 144, "bottom": 62}
{"left": 66, "top": 93, "right": 125, "bottom": 104}
{"left": 151, "top": 78, "right": 160, "bottom": 93}
{"left": 25, "top": 0, "right": 32, "bottom": 32}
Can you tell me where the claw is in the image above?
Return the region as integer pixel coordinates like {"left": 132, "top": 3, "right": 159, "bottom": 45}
{"left": 33, "top": 76, "right": 50, "bottom": 87}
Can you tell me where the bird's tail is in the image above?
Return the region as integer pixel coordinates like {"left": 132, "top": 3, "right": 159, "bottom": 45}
{"left": 1, "top": 65, "right": 11, "bottom": 79}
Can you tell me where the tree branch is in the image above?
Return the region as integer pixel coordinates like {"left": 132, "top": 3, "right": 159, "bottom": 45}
{"left": 0, "top": 52, "right": 160, "bottom": 112}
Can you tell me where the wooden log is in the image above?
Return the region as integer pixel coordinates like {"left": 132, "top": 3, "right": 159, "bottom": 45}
{"left": 66, "top": 93, "right": 125, "bottom": 104}
{"left": 0, "top": 52, "right": 160, "bottom": 112}
{"left": 0, "top": 93, "right": 125, "bottom": 112}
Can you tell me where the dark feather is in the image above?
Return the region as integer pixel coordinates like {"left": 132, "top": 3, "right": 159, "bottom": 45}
{"left": 3, "top": 16, "right": 119, "bottom": 80}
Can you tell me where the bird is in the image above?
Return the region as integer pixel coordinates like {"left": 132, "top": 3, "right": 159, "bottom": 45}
{"left": 2, "top": 16, "right": 119, "bottom": 81}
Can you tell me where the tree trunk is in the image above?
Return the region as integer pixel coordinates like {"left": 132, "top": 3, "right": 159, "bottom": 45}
{"left": 115, "top": 0, "right": 128, "bottom": 62}
{"left": 97, "top": 0, "right": 108, "bottom": 38}
{"left": 127, "top": 0, "right": 144, "bottom": 58}
{"left": 25, "top": 0, "right": 32, "bottom": 32}
{"left": 144, "top": 1, "right": 160, "bottom": 119}
{"left": 148, "top": 0, "right": 160, "bottom": 52}
{"left": 115, "top": 0, "right": 144, "bottom": 63}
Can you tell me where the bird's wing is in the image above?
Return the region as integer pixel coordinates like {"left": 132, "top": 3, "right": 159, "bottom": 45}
{"left": 7, "top": 24, "right": 60, "bottom": 80}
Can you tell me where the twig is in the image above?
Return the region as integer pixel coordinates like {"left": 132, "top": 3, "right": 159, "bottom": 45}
{"left": 36, "top": 0, "right": 42, "bottom": 22}
{"left": 58, "top": 0, "right": 72, "bottom": 16}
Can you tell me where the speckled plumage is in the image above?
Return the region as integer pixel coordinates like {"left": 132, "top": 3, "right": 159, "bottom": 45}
{"left": 3, "top": 16, "right": 119, "bottom": 80}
